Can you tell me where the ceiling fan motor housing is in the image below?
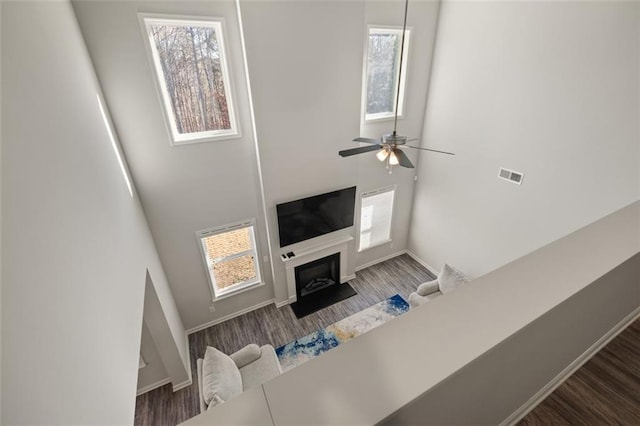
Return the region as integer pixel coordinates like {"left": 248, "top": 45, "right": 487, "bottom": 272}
{"left": 383, "top": 132, "right": 407, "bottom": 146}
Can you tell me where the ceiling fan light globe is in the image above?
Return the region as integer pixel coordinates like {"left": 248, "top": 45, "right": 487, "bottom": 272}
{"left": 389, "top": 151, "right": 400, "bottom": 166}
{"left": 376, "top": 149, "right": 389, "bottom": 162}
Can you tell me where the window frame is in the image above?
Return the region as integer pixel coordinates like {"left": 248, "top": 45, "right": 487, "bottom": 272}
{"left": 139, "top": 13, "right": 240, "bottom": 146}
{"left": 361, "top": 25, "right": 412, "bottom": 124}
{"left": 358, "top": 185, "right": 396, "bottom": 252}
{"left": 197, "top": 219, "right": 263, "bottom": 301}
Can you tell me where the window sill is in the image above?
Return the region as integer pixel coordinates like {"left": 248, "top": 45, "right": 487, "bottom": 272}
{"left": 358, "top": 238, "right": 392, "bottom": 253}
{"left": 171, "top": 129, "right": 242, "bottom": 146}
{"left": 212, "top": 280, "right": 266, "bottom": 302}
{"left": 363, "top": 114, "right": 405, "bottom": 124}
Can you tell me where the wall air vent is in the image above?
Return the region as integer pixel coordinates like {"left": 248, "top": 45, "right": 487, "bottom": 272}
{"left": 498, "top": 167, "right": 524, "bottom": 185}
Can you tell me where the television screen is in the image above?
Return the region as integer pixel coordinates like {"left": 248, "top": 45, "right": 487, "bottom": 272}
{"left": 276, "top": 186, "right": 356, "bottom": 247}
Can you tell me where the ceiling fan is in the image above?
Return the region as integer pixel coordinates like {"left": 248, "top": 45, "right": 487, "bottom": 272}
{"left": 338, "top": 0, "right": 454, "bottom": 172}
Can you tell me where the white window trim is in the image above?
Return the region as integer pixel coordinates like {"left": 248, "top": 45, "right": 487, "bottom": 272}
{"left": 197, "top": 219, "right": 263, "bottom": 301}
{"left": 361, "top": 25, "right": 412, "bottom": 124}
{"left": 357, "top": 185, "right": 396, "bottom": 252}
{"left": 139, "top": 13, "right": 241, "bottom": 146}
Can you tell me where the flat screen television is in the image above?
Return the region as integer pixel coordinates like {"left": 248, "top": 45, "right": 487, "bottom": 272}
{"left": 276, "top": 186, "right": 356, "bottom": 248}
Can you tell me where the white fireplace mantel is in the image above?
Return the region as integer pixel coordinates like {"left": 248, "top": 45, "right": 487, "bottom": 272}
{"left": 281, "top": 235, "right": 354, "bottom": 304}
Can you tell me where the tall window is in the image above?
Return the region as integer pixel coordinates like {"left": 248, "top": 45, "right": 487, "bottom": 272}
{"left": 198, "top": 220, "right": 261, "bottom": 299}
{"left": 142, "top": 16, "right": 238, "bottom": 145}
{"left": 363, "top": 27, "right": 411, "bottom": 122}
{"left": 359, "top": 186, "right": 395, "bottom": 251}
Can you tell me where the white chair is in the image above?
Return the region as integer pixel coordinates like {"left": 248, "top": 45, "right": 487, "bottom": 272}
{"left": 408, "top": 264, "right": 471, "bottom": 308}
{"left": 197, "top": 343, "right": 282, "bottom": 413}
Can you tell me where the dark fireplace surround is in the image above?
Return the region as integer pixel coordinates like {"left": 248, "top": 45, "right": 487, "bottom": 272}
{"left": 294, "top": 253, "right": 340, "bottom": 301}
{"left": 290, "top": 252, "right": 357, "bottom": 319}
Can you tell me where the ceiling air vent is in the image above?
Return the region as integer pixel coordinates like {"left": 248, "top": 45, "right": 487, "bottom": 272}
{"left": 498, "top": 167, "right": 524, "bottom": 185}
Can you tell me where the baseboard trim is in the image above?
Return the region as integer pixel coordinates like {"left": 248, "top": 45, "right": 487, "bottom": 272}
{"left": 175, "top": 333, "right": 193, "bottom": 392}
{"left": 355, "top": 249, "right": 408, "bottom": 272}
{"left": 136, "top": 378, "right": 171, "bottom": 396}
{"left": 405, "top": 250, "right": 438, "bottom": 276}
{"left": 275, "top": 296, "right": 296, "bottom": 308}
{"left": 136, "top": 376, "right": 193, "bottom": 396}
{"left": 186, "top": 299, "right": 275, "bottom": 335}
{"left": 172, "top": 378, "right": 192, "bottom": 392}
{"left": 501, "top": 305, "right": 640, "bottom": 426}
{"left": 343, "top": 274, "right": 356, "bottom": 282}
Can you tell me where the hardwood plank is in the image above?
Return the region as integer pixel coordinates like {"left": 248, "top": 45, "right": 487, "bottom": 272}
{"left": 134, "top": 253, "right": 434, "bottom": 426}
{"left": 519, "top": 317, "right": 640, "bottom": 426}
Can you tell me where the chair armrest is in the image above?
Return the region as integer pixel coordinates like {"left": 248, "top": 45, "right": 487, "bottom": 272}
{"left": 230, "top": 343, "right": 262, "bottom": 369}
{"left": 196, "top": 358, "right": 207, "bottom": 413}
{"left": 261, "top": 344, "right": 283, "bottom": 374}
{"left": 417, "top": 279, "right": 439, "bottom": 296}
{"left": 408, "top": 292, "right": 428, "bottom": 308}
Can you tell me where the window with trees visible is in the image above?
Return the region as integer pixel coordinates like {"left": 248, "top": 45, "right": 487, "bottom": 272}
{"left": 363, "top": 27, "right": 411, "bottom": 122}
{"left": 198, "top": 220, "right": 262, "bottom": 299}
{"left": 142, "top": 16, "right": 238, "bottom": 144}
{"left": 359, "top": 186, "right": 395, "bottom": 251}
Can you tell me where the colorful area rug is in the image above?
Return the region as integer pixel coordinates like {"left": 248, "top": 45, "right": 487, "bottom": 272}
{"left": 276, "top": 294, "right": 409, "bottom": 372}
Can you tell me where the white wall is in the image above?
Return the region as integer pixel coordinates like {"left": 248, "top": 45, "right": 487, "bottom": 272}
{"left": 1, "top": 2, "right": 187, "bottom": 423}
{"left": 355, "top": 0, "right": 440, "bottom": 268}
{"left": 240, "top": 0, "right": 441, "bottom": 303}
{"left": 142, "top": 272, "right": 191, "bottom": 389}
{"left": 137, "top": 321, "right": 169, "bottom": 393}
{"left": 71, "top": 0, "right": 274, "bottom": 330}
{"left": 409, "top": 0, "right": 640, "bottom": 277}
{"left": 0, "top": 1, "right": 3, "bottom": 421}
{"left": 239, "top": 0, "right": 365, "bottom": 303}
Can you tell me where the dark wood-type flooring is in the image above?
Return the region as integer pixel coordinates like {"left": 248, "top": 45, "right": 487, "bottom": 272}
{"left": 519, "top": 318, "right": 640, "bottom": 426}
{"left": 134, "top": 254, "right": 434, "bottom": 426}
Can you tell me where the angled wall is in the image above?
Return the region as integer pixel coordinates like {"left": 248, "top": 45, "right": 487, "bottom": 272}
{"left": 0, "top": 3, "right": 3, "bottom": 419}
{"left": 143, "top": 272, "right": 191, "bottom": 390}
{"left": 137, "top": 320, "right": 170, "bottom": 394}
{"left": 1, "top": 1, "right": 187, "bottom": 423}
{"left": 0, "top": 1, "right": 3, "bottom": 421}
{"left": 72, "top": 0, "right": 275, "bottom": 331}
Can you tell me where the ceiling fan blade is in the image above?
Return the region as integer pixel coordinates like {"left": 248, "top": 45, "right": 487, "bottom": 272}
{"left": 339, "top": 144, "right": 382, "bottom": 157}
{"left": 394, "top": 148, "right": 415, "bottom": 168}
{"left": 406, "top": 145, "right": 455, "bottom": 156}
{"left": 353, "top": 137, "right": 381, "bottom": 144}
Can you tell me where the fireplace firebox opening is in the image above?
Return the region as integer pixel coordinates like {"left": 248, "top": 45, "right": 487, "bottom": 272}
{"left": 294, "top": 253, "right": 340, "bottom": 300}
{"left": 290, "top": 252, "right": 357, "bottom": 319}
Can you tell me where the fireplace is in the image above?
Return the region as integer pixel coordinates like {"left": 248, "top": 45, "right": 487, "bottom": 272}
{"left": 290, "top": 251, "right": 357, "bottom": 319}
{"left": 295, "top": 253, "right": 340, "bottom": 300}
{"left": 282, "top": 235, "right": 357, "bottom": 318}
